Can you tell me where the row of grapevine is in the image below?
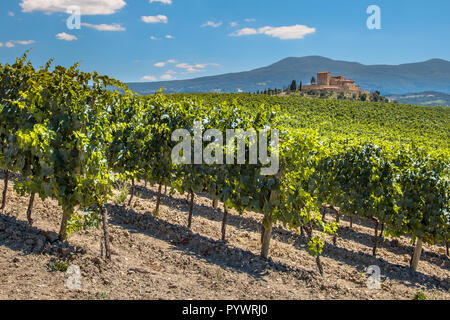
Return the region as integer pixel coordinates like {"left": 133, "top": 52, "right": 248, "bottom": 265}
{"left": 106, "top": 92, "right": 334, "bottom": 267}
{"left": 1, "top": 54, "right": 448, "bottom": 273}
{"left": 170, "top": 93, "right": 449, "bottom": 270}
{"left": 172, "top": 93, "right": 450, "bottom": 152}
{"left": 0, "top": 54, "right": 130, "bottom": 259}
{"left": 313, "top": 139, "right": 449, "bottom": 268}
{"left": 0, "top": 55, "right": 333, "bottom": 270}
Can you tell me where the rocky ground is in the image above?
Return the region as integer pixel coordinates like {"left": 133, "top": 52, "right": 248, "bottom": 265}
{"left": 0, "top": 178, "right": 449, "bottom": 300}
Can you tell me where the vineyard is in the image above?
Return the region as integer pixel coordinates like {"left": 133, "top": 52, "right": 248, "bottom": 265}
{"left": 0, "top": 55, "right": 449, "bottom": 300}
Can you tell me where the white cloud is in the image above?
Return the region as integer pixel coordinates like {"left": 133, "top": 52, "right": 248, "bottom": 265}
{"left": 14, "top": 40, "right": 35, "bottom": 45}
{"left": 230, "top": 22, "right": 238, "bottom": 27}
{"left": 56, "top": 32, "right": 78, "bottom": 41}
{"left": 161, "top": 74, "right": 175, "bottom": 80}
{"left": 231, "top": 28, "right": 258, "bottom": 36}
{"left": 244, "top": 18, "right": 256, "bottom": 23}
{"left": 81, "top": 23, "right": 125, "bottom": 31}
{"left": 8, "top": 11, "right": 15, "bottom": 17}
{"left": 20, "top": 0, "right": 126, "bottom": 15}
{"left": 150, "top": 35, "right": 173, "bottom": 40}
{"left": 149, "top": 0, "right": 172, "bottom": 4}
{"left": 230, "top": 24, "right": 316, "bottom": 40}
{"left": 176, "top": 63, "right": 219, "bottom": 69}
{"left": 2, "top": 40, "right": 36, "bottom": 48}
{"left": 202, "top": 21, "right": 222, "bottom": 28}
{"left": 155, "top": 59, "right": 176, "bottom": 67}
{"left": 0, "top": 43, "right": 3, "bottom": 47}
{"left": 260, "top": 25, "right": 316, "bottom": 40}
{"left": 141, "top": 75, "right": 158, "bottom": 81}
{"left": 176, "top": 62, "right": 219, "bottom": 74}
{"left": 197, "top": 63, "right": 220, "bottom": 68}
{"left": 175, "top": 63, "right": 190, "bottom": 69}
{"left": 142, "top": 15, "right": 168, "bottom": 23}
{"left": 166, "top": 69, "right": 177, "bottom": 74}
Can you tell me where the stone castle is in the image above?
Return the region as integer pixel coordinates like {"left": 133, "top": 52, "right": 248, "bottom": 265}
{"left": 302, "top": 72, "right": 361, "bottom": 92}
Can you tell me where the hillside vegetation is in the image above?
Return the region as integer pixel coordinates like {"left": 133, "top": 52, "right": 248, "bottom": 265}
{"left": 169, "top": 93, "right": 450, "bottom": 151}
{"left": 0, "top": 56, "right": 448, "bottom": 300}
{"left": 387, "top": 91, "right": 450, "bottom": 107}
{"left": 127, "top": 56, "right": 450, "bottom": 94}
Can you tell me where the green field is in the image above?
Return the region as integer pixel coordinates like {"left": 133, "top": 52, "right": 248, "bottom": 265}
{"left": 169, "top": 93, "right": 450, "bottom": 153}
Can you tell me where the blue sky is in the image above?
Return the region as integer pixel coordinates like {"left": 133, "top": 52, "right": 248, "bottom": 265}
{"left": 1, "top": 0, "right": 450, "bottom": 83}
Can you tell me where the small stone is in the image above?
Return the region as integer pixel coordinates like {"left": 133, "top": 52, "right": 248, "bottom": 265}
{"left": 12, "top": 257, "right": 22, "bottom": 263}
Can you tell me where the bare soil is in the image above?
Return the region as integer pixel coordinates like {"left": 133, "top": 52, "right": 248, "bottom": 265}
{"left": 0, "top": 179, "right": 449, "bottom": 300}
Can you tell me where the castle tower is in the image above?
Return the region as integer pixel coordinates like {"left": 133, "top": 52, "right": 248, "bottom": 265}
{"left": 317, "top": 72, "right": 330, "bottom": 86}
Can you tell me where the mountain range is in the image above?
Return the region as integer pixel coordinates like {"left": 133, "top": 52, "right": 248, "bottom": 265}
{"left": 386, "top": 91, "right": 450, "bottom": 107}
{"left": 127, "top": 56, "right": 450, "bottom": 96}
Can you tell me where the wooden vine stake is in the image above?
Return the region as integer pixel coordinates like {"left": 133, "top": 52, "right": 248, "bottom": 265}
{"left": 27, "top": 192, "right": 36, "bottom": 225}
{"left": 1, "top": 170, "right": 9, "bottom": 211}
{"left": 316, "top": 256, "right": 324, "bottom": 277}
{"left": 261, "top": 225, "right": 266, "bottom": 244}
{"left": 100, "top": 238, "right": 104, "bottom": 258}
{"left": 187, "top": 191, "right": 195, "bottom": 228}
{"left": 101, "top": 205, "right": 111, "bottom": 260}
{"left": 221, "top": 206, "right": 229, "bottom": 241}
{"left": 261, "top": 214, "right": 273, "bottom": 259}
{"left": 410, "top": 238, "right": 423, "bottom": 272}
{"left": 59, "top": 208, "right": 73, "bottom": 240}
{"left": 128, "top": 178, "right": 135, "bottom": 207}
{"left": 372, "top": 218, "right": 379, "bottom": 257}
{"left": 261, "top": 190, "right": 277, "bottom": 259}
{"left": 154, "top": 183, "right": 163, "bottom": 214}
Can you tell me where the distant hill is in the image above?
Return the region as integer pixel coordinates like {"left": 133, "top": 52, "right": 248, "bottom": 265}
{"left": 127, "top": 56, "right": 450, "bottom": 95}
{"left": 387, "top": 91, "right": 450, "bottom": 107}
